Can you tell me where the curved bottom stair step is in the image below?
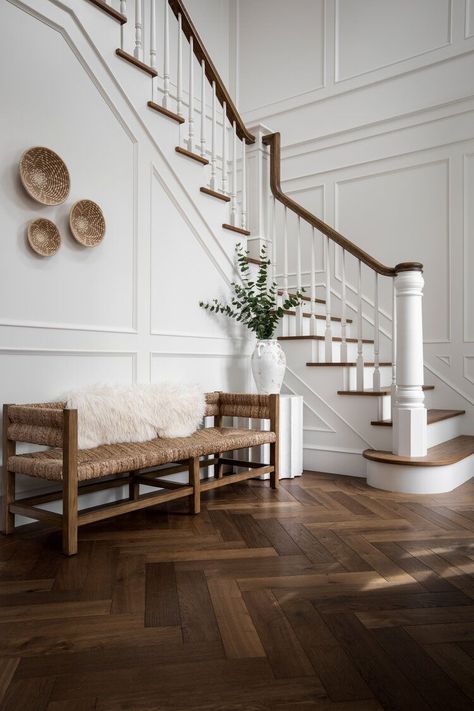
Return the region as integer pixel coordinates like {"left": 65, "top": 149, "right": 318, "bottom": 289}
{"left": 371, "top": 408, "right": 465, "bottom": 427}
{"left": 363, "top": 435, "right": 474, "bottom": 467}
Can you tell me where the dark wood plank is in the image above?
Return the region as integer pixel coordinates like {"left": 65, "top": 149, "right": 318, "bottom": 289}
{"left": 175, "top": 569, "right": 220, "bottom": 642}
{"left": 322, "top": 612, "right": 433, "bottom": 711}
{"left": 144, "top": 562, "right": 181, "bottom": 628}
{"left": 243, "top": 589, "right": 314, "bottom": 679}
{"left": 373, "top": 625, "right": 473, "bottom": 710}
{"left": 230, "top": 513, "right": 272, "bottom": 548}
{"left": 277, "top": 594, "right": 373, "bottom": 701}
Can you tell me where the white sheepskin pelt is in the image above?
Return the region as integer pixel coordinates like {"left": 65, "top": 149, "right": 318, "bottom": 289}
{"left": 64, "top": 383, "right": 206, "bottom": 450}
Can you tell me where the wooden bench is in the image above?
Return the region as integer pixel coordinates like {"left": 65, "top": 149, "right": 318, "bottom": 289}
{"left": 1, "top": 392, "right": 279, "bottom": 555}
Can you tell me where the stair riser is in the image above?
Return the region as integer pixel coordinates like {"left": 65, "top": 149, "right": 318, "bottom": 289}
{"left": 280, "top": 339, "right": 380, "bottom": 363}
{"left": 281, "top": 316, "right": 351, "bottom": 338}
{"left": 368, "top": 414, "right": 463, "bottom": 452}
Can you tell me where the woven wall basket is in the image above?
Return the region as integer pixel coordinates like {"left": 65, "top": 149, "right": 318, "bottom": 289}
{"left": 27, "top": 218, "right": 61, "bottom": 256}
{"left": 69, "top": 199, "right": 106, "bottom": 247}
{"left": 19, "top": 147, "right": 70, "bottom": 205}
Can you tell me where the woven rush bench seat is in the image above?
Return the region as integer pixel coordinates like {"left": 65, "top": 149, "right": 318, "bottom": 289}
{"left": 8, "top": 427, "right": 276, "bottom": 482}
{"left": 2, "top": 392, "right": 280, "bottom": 556}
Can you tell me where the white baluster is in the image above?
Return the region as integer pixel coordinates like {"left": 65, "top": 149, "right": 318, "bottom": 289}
{"left": 310, "top": 227, "right": 317, "bottom": 336}
{"left": 241, "top": 139, "right": 247, "bottom": 230}
{"left": 162, "top": 0, "right": 170, "bottom": 108}
{"left": 231, "top": 121, "right": 237, "bottom": 226}
{"left": 134, "top": 0, "right": 143, "bottom": 61}
{"left": 150, "top": 0, "right": 157, "bottom": 98}
{"left": 120, "top": 0, "right": 127, "bottom": 49}
{"left": 272, "top": 196, "right": 277, "bottom": 288}
{"left": 324, "top": 236, "right": 332, "bottom": 362}
{"left": 392, "top": 267, "right": 427, "bottom": 456}
{"left": 356, "top": 260, "right": 364, "bottom": 389}
{"left": 187, "top": 36, "right": 194, "bottom": 152}
{"left": 210, "top": 81, "right": 217, "bottom": 190}
{"left": 200, "top": 60, "right": 206, "bottom": 158}
{"left": 296, "top": 216, "right": 303, "bottom": 335}
{"left": 392, "top": 279, "right": 397, "bottom": 397}
{"left": 340, "top": 248, "right": 348, "bottom": 361}
{"left": 282, "top": 206, "right": 289, "bottom": 300}
{"left": 221, "top": 102, "right": 227, "bottom": 195}
{"left": 176, "top": 12, "right": 183, "bottom": 142}
{"left": 373, "top": 272, "right": 381, "bottom": 391}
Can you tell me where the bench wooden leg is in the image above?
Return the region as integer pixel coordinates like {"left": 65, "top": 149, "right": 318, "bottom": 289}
{"left": 269, "top": 394, "right": 280, "bottom": 490}
{"left": 189, "top": 457, "right": 201, "bottom": 514}
{"left": 214, "top": 454, "right": 223, "bottom": 479}
{"left": 129, "top": 471, "right": 139, "bottom": 501}
{"left": 2, "top": 404, "right": 16, "bottom": 535}
{"left": 63, "top": 409, "right": 78, "bottom": 556}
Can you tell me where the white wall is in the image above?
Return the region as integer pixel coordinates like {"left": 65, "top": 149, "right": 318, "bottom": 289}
{"left": 0, "top": 0, "right": 249, "bottom": 498}
{"left": 236, "top": 0, "right": 474, "bottom": 422}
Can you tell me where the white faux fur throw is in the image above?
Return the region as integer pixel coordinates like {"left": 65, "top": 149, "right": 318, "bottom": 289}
{"left": 65, "top": 383, "right": 206, "bottom": 450}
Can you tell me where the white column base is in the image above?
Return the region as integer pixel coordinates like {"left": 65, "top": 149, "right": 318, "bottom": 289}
{"left": 392, "top": 405, "right": 427, "bottom": 456}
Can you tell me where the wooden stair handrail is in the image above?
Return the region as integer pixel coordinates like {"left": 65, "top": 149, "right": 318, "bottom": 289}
{"left": 262, "top": 132, "right": 423, "bottom": 277}
{"left": 168, "top": 0, "right": 255, "bottom": 144}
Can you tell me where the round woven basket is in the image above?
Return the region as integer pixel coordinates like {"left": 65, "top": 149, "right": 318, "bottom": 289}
{"left": 27, "top": 218, "right": 61, "bottom": 256}
{"left": 69, "top": 200, "right": 106, "bottom": 247}
{"left": 19, "top": 147, "right": 70, "bottom": 205}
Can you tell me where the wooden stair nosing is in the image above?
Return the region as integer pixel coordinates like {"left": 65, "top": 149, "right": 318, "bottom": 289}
{"left": 338, "top": 385, "right": 435, "bottom": 397}
{"left": 116, "top": 49, "right": 157, "bottom": 77}
{"left": 200, "top": 187, "right": 231, "bottom": 202}
{"left": 175, "top": 146, "right": 209, "bottom": 165}
{"left": 307, "top": 361, "right": 392, "bottom": 367}
{"left": 363, "top": 435, "right": 474, "bottom": 467}
{"left": 148, "top": 101, "right": 185, "bottom": 124}
{"left": 279, "top": 335, "right": 374, "bottom": 344}
{"left": 371, "top": 408, "right": 466, "bottom": 427}
{"left": 278, "top": 290, "right": 326, "bottom": 305}
{"left": 222, "top": 223, "right": 251, "bottom": 236}
{"left": 87, "top": 0, "right": 127, "bottom": 23}
{"left": 283, "top": 310, "right": 352, "bottom": 323}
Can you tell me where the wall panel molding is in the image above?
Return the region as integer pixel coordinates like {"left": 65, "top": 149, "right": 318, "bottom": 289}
{"left": 334, "top": 0, "right": 453, "bottom": 83}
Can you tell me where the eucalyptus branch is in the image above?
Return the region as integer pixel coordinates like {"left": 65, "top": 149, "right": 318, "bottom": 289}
{"left": 199, "top": 244, "right": 306, "bottom": 340}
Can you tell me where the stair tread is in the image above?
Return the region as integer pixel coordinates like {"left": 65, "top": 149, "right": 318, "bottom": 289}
{"left": 371, "top": 408, "right": 466, "bottom": 427}
{"left": 283, "top": 310, "right": 352, "bottom": 323}
{"left": 363, "top": 435, "right": 474, "bottom": 467}
{"left": 201, "top": 187, "right": 231, "bottom": 202}
{"left": 175, "top": 146, "right": 209, "bottom": 165}
{"left": 338, "top": 385, "right": 435, "bottom": 396}
{"left": 116, "top": 49, "right": 157, "bottom": 77}
{"left": 148, "top": 101, "right": 185, "bottom": 124}
{"left": 279, "top": 335, "right": 374, "bottom": 344}
{"left": 278, "top": 290, "right": 325, "bottom": 305}
{"left": 87, "top": 0, "right": 127, "bottom": 23}
{"left": 223, "top": 223, "right": 251, "bottom": 236}
{"left": 307, "top": 361, "right": 392, "bottom": 367}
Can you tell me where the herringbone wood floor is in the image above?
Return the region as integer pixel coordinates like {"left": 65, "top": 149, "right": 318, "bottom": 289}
{"left": 1, "top": 472, "right": 474, "bottom": 710}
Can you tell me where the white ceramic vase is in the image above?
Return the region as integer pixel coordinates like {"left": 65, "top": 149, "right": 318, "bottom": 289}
{"left": 251, "top": 339, "right": 286, "bottom": 394}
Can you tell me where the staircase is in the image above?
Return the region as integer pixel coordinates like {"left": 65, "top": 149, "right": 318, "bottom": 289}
{"left": 83, "top": 0, "right": 473, "bottom": 495}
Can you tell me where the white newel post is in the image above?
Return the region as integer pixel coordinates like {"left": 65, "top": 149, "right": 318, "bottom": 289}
{"left": 245, "top": 123, "right": 274, "bottom": 259}
{"left": 392, "top": 265, "right": 427, "bottom": 457}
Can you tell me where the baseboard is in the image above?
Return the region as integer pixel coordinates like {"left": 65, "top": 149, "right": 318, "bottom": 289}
{"left": 303, "top": 445, "right": 366, "bottom": 477}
